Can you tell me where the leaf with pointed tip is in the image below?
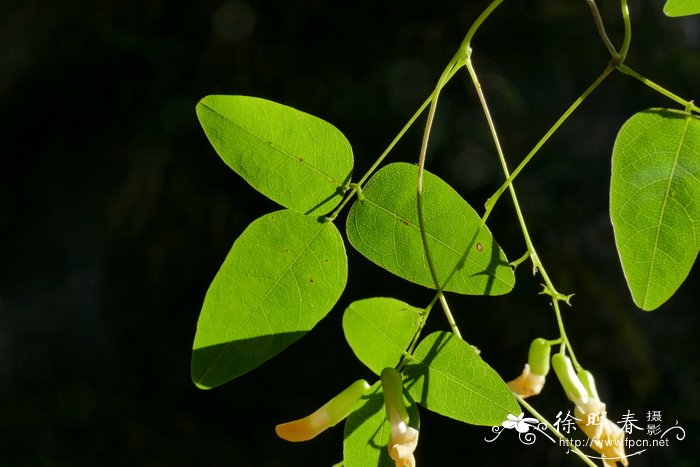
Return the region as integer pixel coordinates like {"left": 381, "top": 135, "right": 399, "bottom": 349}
{"left": 343, "top": 297, "right": 423, "bottom": 375}
{"left": 346, "top": 162, "right": 514, "bottom": 295}
{"left": 404, "top": 331, "right": 519, "bottom": 426}
{"left": 197, "top": 95, "right": 353, "bottom": 215}
{"left": 664, "top": 0, "right": 700, "bottom": 17}
{"left": 191, "top": 210, "right": 347, "bottom": 389}
{"left": 611, "top": 109, "right": 700, "bottom": 310}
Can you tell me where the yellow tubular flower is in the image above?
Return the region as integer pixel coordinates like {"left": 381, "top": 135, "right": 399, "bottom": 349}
{"left": 507, "top": 338, "right": 551, "bottom": 398}
{"left": 507, "top": 363, "right": 546, "bottom": 398}
{"left": 570, "top": 367, "right": 628, "bottom": 467}
{"left": 388, "top": 405, "right": 419, "bottom": 467}
{"left": 381, "top": 368, "right": 419, "bottom": 467}
{"left": 553, "top": 358, "right": 629, "bottom": 466}
{"left": 574, "top": 397, "right": 629, "bottom": 467}
{"left": 275, "top": 379, "right": 370, "bottom": 442}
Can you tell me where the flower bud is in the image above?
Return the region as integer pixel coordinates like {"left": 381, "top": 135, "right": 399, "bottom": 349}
{"left": 551, "top": 353, "right": 587, "bottom": 403}
{"left": 506, "top": 338, "right": 551, "bottom": 398}
{"left": 275, "top": 379, "right": 370, "bottom": 442}
{"left": 527, "top": 338, "right": 551, "bottom": 376}
{"left": 381, "top": 368, "right": 409, "bottom": 423}
{"left": 577, "top": 368, "right": 600, "bottom": 401}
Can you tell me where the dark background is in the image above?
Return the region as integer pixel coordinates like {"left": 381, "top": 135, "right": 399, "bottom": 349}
{"left": 1, "top": 0, "right": 699, "bottom": 465}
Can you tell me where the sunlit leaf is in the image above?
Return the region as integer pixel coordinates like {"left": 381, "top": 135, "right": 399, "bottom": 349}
{"left": 610, "top": 109, "right": 700, "bottom": 310}
{"left": 343, "top": 382, "right": 419, "bottom": 467}
{"left": 191, "top": 210, "right": 347, "bottom": 389}
{"left": 404, "top": 331, "right": 519, "bottom": 426}
{"left": 346, "top": 162, "right": 514, "bottom": 295}
{"left": 343, "top": 297, "right": 423, "bottom": 375}
{"left": 197, "top": 95, "right": 353, "bottom": 215}
{"left": 664, "top": 0, "right": 700, "bottom": 17}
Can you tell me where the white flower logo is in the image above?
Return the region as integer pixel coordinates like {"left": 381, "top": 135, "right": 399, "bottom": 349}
{"left": 502, "top": 413, "right": 539, "bottom": 433}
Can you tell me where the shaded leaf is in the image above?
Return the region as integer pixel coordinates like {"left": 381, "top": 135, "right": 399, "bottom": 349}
{"left": 664, "top": 0, "right": 700, "bottom": 16}
{"left": 192, "top": 210, "right": 347, "bottom": 389}
{"left": 611, "top": 109, "right": 700, "bottom": 310}
{"left": 343, "top": 297, "right": 423, "bottom": 375}
{"left": 197, "top": 95, "right": 353, "bottom": 215}
{"left": 404, "top": 331, "right": 519, "bottom": 426}
{"left": 346, "top": 162, "right": 514, "bottom": 295}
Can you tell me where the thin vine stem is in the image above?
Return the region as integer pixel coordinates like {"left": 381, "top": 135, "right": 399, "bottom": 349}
{"left": 584, "top": 0, "right": 618, "bottom": 58}
{"left": 415, "top": 56, "right": 465, "bottom": 338}
{"left": 464, "top": 46, "right": 595, "bottom": 369}
{"left": 616, "top": 64, "right": 700, "bottom": 114}
{"left": 457, "top": 0, "right": 505, "bottom": 59}
{"left": 515, "top": 395, "right": 598, "bottom": 467}
{"left": 325, "top": 95, "right": 433, "bottom": 221}
{"left": 414, "top": 0, "right": 507, "bottom": 338}
{"left": 398, "top": 294, "right": 441, "bottom": 371}
{"left": 619, "top": 0, "right": 631, "bottom": 62}
{"left": 466, "top": 59, "right": 576, "bottom": 351}
{"left": 484, "top": 64, "right": 615, "bottom": 217}
{"left": 326, "top": 60, "right": 465, "bottom": 222}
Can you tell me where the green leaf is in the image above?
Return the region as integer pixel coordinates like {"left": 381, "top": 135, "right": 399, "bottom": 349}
{"left": 346, "top": 162, "right": 514, "bottom": 295}
{"left": 610, "top": 109, "right": 700, "bottom": 310}
{"left": 404, "top": 331, "right": 519, "bottom": 426}
{"left": 191, "top": 210, "right": 348, "bottom": 389}
{"left": 343, "top": 382, "right": 419, "bottom": 467}
{"left": 343, "top": 297, "right": 423, "bottom": 375}
{"left": 197, "top": 95, "right": 353, "bottom": 215}
{"left": 664, "top": 0, "right": 700, "bottom": 17}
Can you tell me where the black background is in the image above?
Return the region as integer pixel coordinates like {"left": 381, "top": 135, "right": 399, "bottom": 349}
{"left": 1, "top": 0, "right": 699, "bottom": 465}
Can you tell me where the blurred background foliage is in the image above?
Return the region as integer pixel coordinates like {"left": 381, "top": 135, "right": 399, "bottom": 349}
{"left": 1, "top": 0, "right": 699, "bottom": 465}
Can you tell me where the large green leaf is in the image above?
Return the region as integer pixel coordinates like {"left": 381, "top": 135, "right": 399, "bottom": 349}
{"left": 343, "top": 382, "right": 420, "bottom": 467}
{"left": 197, "top": 95, "right": 353, "bottom": 215}
{"left": 346, "top": 162, "right": 514, "bottom": 295}
{"left": 664, "top": 0, "right": 700, "bottom": 17}
{"left": 404, "top": 331, "right": 519, "bottom": 426}
{"left": 610, "top": 109, "right": 700, "bottom": 311}
{"left": 191, "top": 209, "right": 347, "bottom": 389}
{"left": 343, "top": 297, "right": 423, "bottom": 375}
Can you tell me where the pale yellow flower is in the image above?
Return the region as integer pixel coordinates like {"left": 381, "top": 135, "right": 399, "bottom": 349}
{"left": 275, "top": 380, "right": 370, "bottom": 442}
{"left": 507, "top": 364, "right": 546, "bottom": 398}
{"left": 574, "top": 397, "right": 629, "bottom": 467}
{"left": 387, "top": 405, "right": 419, "bottom": 467}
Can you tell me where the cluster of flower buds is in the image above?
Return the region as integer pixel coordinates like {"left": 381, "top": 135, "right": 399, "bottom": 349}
{"left": 552, "top": 353, "right": 629, "bottom": 467}
{"left": 508, "top": 339, "right": 629, "bottom": 466}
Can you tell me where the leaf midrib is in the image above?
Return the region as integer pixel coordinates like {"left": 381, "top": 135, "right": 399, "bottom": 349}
{"left": 411, "top": 355, "right": 516, "bottom": 417}
{"left": 360, "top": 196, "right": 509, "bottom": 287}
{"left": 197, "top": 220, "right": 330, "bottom": 384}
{"left": 201, "top": 101, "right": 345, "bottom": 187}
{"left": 642, "top": 116, "right": 690, "bottom": 309}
